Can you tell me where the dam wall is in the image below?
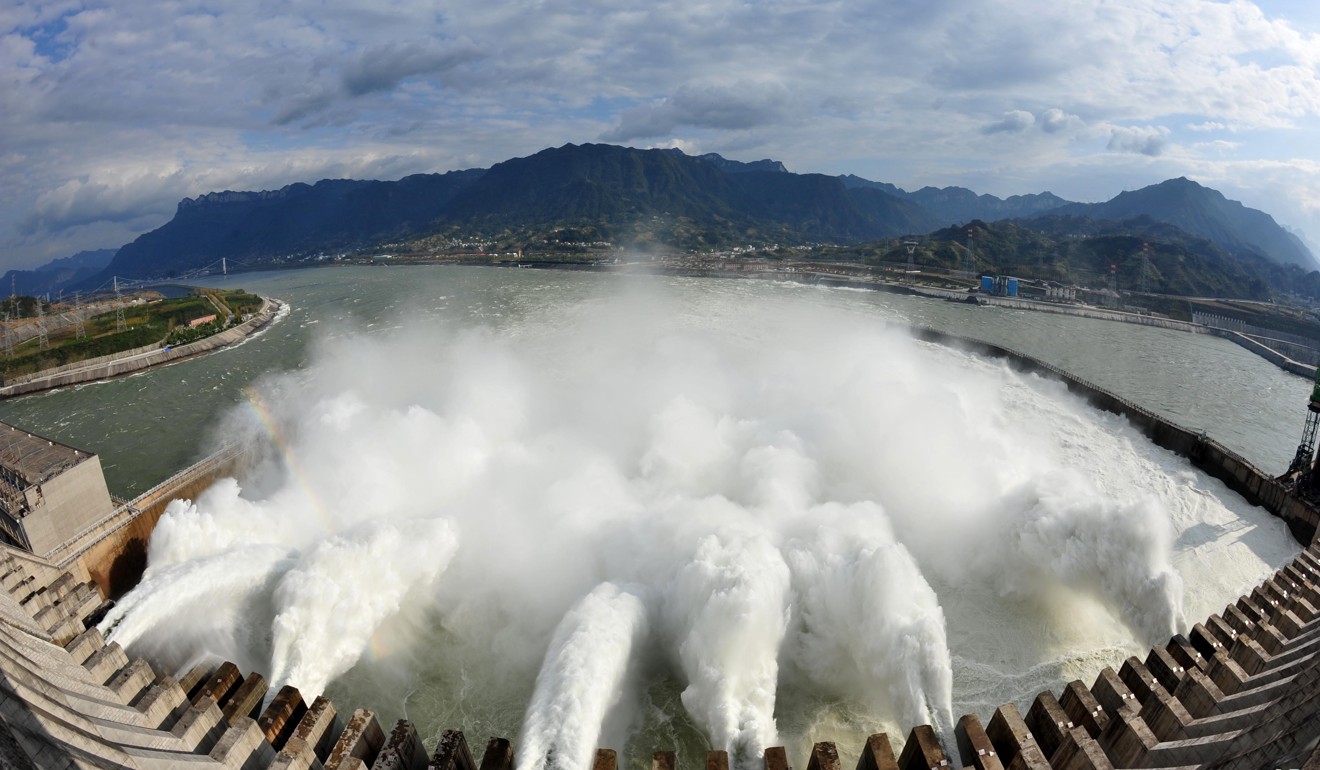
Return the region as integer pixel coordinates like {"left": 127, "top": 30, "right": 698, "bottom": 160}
{"left": 43, "top": 445, "right": 248, "bottom": 600}
{"left": 909, "top": 326, "right": 1320, "bottom": 546}
{"left": 6, "top": 531, "right": 1320, "bottom": 767}
{"left": 0, "top": 298, "right": 283, "bottom": 400}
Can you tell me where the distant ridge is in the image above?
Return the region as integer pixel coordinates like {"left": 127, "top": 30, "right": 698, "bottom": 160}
{"left": 438, "top": 143, "right": 936, "bottom": 240}
{"left": 85, "top": 143, "right": 1316, "bottom": 288}
{"left": 1052, "top": 177, "right": 1316, "bottom": 269}
{"left": 906, "top": 186, "right": 1072, "bottom": 226}
{"left": 839, "top": 176, "right": 1073, "bottom": 225}
{"left": 2, "top": 248, "right": 115, "bottom": 297}
{"left": 91, "top": 144, "right": 938, "bottom": 283}
{"left": 104, "top": 171, "right": 485, "bottom": 279}
{"left": 695, "top": 152, "right": 789, "bottom": 174}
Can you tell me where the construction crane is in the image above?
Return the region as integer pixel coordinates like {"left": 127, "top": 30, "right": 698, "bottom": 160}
{"left": 1285, "top": 367, "right": 1320, "bottom": 487}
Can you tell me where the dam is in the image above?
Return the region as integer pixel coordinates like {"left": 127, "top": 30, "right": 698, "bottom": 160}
{"left": 0, "top": 265, "right": 1315, "bottom": 768}
{"left": 2, "top": 332, "right": 1320, "bottom": 768}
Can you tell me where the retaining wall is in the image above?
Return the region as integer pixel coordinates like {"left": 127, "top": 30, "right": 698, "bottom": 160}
{"left": 907, "top": 326, "right": 1320, "bottom": 546}
{"left": 1207, "top": 328, "right": 1318, "bottom": 379}
{"left": 1, "top": 342, "right": 164, "bottom": 387}
{"left": 0, "top": 298, "right": 283, "bottom": 400}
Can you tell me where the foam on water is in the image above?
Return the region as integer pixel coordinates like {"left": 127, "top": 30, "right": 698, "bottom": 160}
{"left": 103, "top": 285, "right": 1297, "bottom": 765}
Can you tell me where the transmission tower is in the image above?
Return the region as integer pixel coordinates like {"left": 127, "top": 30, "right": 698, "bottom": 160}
{"left": 965, "top": 228, "right": 976, "bottom": 275}
{"left": 904, "top": 240, "right": 918, "bottom": 278}
{"left": 35, "top": 300, "right": 48, "bottom": 350}
{"left": 113, "top": 277, "right": 127, "bottom": 333}
{"left": 73, "top": 292, "right": 86, "bottom": 340}
{"left": 1139, "top": 243, "right": 1151, "bottom": 294}
{"left": 3, "top": 277, "right": 12, "bottom": 359}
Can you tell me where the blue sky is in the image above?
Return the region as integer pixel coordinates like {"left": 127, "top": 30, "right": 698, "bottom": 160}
{"left": 3, "top": 0, "right": 1320, "bottom": 270}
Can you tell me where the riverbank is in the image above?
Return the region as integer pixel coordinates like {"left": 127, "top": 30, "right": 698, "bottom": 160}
{"left": 910, "top": 325, "right": 1320, "bottom": 544}
{"left": 0, "top": 296, "right": 285, "bottom": 400}
{"left": 507, "top": 259, "right": 1320, "bottom": 379}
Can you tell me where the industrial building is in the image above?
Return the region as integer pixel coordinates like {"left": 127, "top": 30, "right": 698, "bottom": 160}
{"left": 0, "top": 423, "right": 114, "bottom": 558}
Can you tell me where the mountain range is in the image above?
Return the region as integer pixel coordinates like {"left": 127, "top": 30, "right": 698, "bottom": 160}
{"left": 1050, "top": 177, "right": 1315, "bottom": 269}
{"left": 18, "top": 143, "right": 1315, "bottom": 298}
{"left": 839, "top": 175, "right": 1073, "bottom": 226}
{"left": 1, "top": 249, "right": 115, "bottom": 299}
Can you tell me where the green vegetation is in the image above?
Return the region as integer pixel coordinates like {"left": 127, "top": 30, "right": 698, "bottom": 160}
{"left": 783, "top": 219, "right": 1294, "bottom": 302}
{"left": 0, "top": 296, "right": 44, "bottom": 320}
{"left": 1, "top": 288, "right": 263, "bottom": 380}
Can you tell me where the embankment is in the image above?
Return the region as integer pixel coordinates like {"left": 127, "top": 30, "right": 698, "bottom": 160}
{"left": 533, "top": 261, "right": 1315, "bottom": 378}
{"left": 1209, "top": 328, "right": 1317, "bottom": 379}
{"left": 911, "top": 326, "right": 1320, "bottom": 545}
{"left": 0, "top": 297, "right": 285, "bottom": 400}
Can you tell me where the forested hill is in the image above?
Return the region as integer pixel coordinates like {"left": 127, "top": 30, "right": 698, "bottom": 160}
{"left": 1050, "top": 177, "right": 1315, "bottom": 270}
{"left": 86, "top": 144, "right": 1316, "bottom": 293}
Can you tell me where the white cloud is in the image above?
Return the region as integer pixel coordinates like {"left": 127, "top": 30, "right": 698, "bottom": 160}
{"left": 981, "top": 110, "right": 1035, "bottom": 135}
{"left": 1107, "top": 125, "right": 1172, "bottom": 157}
{"left": 602, "top": 80, "right": 793, "bottom": 142}
{"left": 3, "top": 0, "right": 1320, "bottom": 268}
{"left": 1040, "top": 108, "right": 1082, "bottom": 134}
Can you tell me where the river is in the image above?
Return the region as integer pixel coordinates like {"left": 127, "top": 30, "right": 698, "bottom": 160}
{"left": 1, "top": 265, "right": 1308, "bottom": 767}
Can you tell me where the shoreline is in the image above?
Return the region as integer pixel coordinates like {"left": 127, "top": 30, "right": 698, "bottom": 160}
{"left": 502, "top": 259, "right": 1320, "bottom": 379}
{"left": 0, "top": 296, "right": 286, "bottom": 400}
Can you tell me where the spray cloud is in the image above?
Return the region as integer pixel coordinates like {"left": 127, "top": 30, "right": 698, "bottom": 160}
{"left": 103, "top": 279, "right": 1269, "bottom": 763}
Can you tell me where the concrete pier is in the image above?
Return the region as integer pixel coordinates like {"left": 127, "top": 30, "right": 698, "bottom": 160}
{"left": 5, "top": 542, "right": 1320, "bottom": 767}
{"left": 479, "top": 737, "right": 513, "bottom": 770}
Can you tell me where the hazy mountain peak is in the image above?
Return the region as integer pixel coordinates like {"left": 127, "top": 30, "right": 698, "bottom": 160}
{"left": 1057, "top": 177, "right": 1316, "bottom": 268}
{"left": 696, "top": 153, "right": 789, "bottom": 174}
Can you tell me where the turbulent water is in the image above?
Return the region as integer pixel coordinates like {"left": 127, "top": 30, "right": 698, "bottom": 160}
{"left": 83, "top": 270, "right": 1300, "bottom": 768}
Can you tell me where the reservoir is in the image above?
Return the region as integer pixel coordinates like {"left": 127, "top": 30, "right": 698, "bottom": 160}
{"left": 0, "top": 265, "right": 1308, "bottom": 767}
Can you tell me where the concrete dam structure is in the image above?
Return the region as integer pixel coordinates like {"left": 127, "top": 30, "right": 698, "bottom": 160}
{"left": 5, "top": 524, "right": 1320, "bottom": 768}
{"left": 4, "top": 328, "right": 1320, "bottom": 768}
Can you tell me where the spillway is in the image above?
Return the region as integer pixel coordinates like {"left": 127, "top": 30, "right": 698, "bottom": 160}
{"left": 91, "top": 281, "right": 1301, "bottom": 768}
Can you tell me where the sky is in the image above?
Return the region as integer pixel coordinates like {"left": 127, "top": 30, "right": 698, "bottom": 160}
{"left": 3, "top": 0, "right": 1320, "bottom": 271}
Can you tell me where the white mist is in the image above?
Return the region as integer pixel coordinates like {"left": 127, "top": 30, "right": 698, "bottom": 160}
{"left": 103, "top": 280, "right": 1297, "bottom": 766}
